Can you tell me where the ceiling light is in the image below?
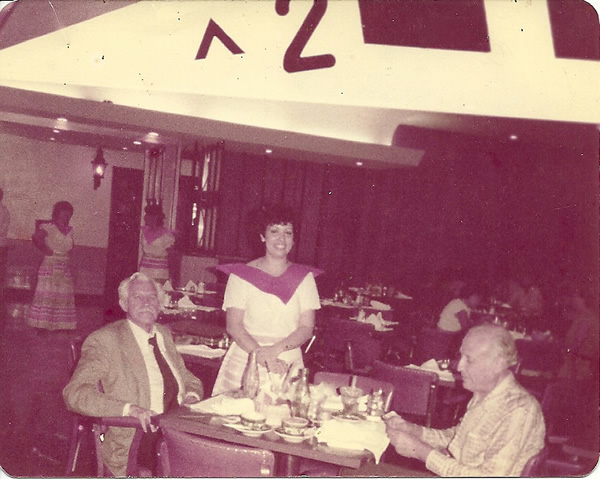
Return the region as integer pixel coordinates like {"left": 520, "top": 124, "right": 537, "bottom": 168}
{"left": 148, "top": 132, "right": 159, "bottom": 137}
{"left": 52, "top": 129, "right": 60, "bottom": 134}
{"left": 49, "top": 137, "right": 55, "bottom": 141}
{"left": 122, "top": 146, "right": 128, "bottom": 151}
{"left": 265, "top": 148, "right": 272, "bottom": 154}
{"left": 133, "top": 140, "right": 142, "bottom": 145}
{"left": 57, "top": 117, "right": 67, "bottom": 122}
{"left": 509, "top": 134, "right": 518, "bottom": 141}
{"left": 356, "top": 161, "right": 363, "bottom": 166}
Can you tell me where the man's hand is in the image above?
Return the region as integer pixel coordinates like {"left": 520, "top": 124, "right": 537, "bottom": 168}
{"left": 384, "top": 413, "right": 420, "bottom": 436}
{"left": 387, "top": 428, "right": 433, "bottom": 462}
{"left": 181, "top": 394, "right": 200, "bottom": 406}
{"left": 128, "top": 405, "right": 158, "bottom": 433}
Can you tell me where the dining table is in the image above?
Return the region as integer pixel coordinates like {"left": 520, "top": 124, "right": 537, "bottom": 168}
{"left": 158, "top": 407, "right": 375, "bottom": 476}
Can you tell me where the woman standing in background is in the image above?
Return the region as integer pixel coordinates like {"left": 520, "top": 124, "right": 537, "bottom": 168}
{"left": 212, "top": 204, "right": 322, "bottom": 396}
{"left": 27, "top": 201, "right": 77, "bottom": 331}
{"left": 139, "top": 204, "right": 177, "bottom": 286}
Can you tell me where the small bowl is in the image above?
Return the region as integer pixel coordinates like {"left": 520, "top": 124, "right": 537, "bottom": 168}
{"left": 281, "top": 417, "right": 309, "bottom": 436}
{"left": 240, "top": 412, "right": 267, "bottom": 431}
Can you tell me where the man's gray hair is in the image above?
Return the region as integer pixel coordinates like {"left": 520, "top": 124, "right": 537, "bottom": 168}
{"left": 468, "top": 323, "right": 518, "bottom": 367}
{"left": 118, "top": 272, "right": 164, "bottom": 308}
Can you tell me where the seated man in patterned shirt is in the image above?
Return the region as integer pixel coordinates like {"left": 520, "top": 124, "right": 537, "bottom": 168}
{"left": 385, "top": 323, "right": 545, "bottom": 477}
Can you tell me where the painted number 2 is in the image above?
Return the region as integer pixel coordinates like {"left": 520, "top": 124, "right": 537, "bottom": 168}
{"left": 275, "top": 0, "right": 336, "bottom": 73}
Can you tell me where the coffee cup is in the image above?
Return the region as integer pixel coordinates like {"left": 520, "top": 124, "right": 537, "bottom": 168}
{"left": 281, "top": 417, "right": 309, "bottom": 436}
{"left": 240, "top": 411, "right": 267, "bottom": 430}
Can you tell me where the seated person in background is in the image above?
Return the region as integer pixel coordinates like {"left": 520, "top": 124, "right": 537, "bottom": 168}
{"left": 63, "top": 272, "right": 204, "bottom": 476}
{"left": 385, "top": 324, "right": 545, "bottom": 477}
{"left": 557, "top": 284, "right": 599, "bottom": 380}
{"left": 437, "top": 283, "right": 481, "bottom": 332}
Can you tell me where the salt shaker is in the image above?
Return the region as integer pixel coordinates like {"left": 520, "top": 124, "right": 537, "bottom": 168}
{"left": 367, "top": 388, "right": 385, "bottom": 417}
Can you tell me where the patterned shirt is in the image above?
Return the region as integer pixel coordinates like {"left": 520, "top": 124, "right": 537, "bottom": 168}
{"left": 420, "top": 373, "right": 545, "bottom": 477}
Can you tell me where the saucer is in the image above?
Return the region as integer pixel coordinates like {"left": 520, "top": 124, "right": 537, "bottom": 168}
{"left": 331, "top": 412, "right": 366, "bottom": 423}
{"left": 274, "top": 427, "right": 315, "bottom": 443}
{"left": 225, "top": 423, "right": 272, "bottom": 437}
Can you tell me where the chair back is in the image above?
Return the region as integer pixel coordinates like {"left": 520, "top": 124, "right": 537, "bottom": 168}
{"left": 92, "top": 416, "right": 147, "bottom": 477}
{"left": 158, "top": 427, "right": 275, "bottom": 477}
{"left": 371, "top": 361, "right": 439, "bottom": 427}
{"left": 313, "top": 371, "right": 394, "bottom": 412}
{"left": 521, "top": 447, "right": 547, "bottom": 477}
{"left": 515, "top": 339, "right": 562, "bottom": 377}
{"left": 316, "top": 317, "right": 377, "bottom": 373}
{"left": 412, "top": 328, "right": 460, "bottom": 364}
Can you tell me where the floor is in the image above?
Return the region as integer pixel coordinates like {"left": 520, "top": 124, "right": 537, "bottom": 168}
{"left": 0, "top": 304, "right": 105, "bottom": 477}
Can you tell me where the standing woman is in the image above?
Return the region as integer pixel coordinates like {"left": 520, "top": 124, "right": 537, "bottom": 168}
{"left": 212, "top": 204, "right": 322, "bottom": 396}
{"left": 28, "top": 201, "right": 77, "bottom": 331}
{"left": 139, "top": 204, "right": 177, "bottom": 286}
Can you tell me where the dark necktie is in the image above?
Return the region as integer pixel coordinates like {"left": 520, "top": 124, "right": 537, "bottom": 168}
{"left": 148, "top": 335, "right": 179, "bottom": 412}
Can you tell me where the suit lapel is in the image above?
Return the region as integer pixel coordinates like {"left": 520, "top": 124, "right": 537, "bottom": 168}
{"left": 117, "top": 320, "right": 152, "bottom": 408}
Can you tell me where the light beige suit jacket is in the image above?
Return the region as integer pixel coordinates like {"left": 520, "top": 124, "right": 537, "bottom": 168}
{"left": 63, "top": 320, "right": 204, "bottom": 476}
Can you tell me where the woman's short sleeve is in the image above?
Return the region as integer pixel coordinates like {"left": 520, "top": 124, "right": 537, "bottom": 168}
{"left": 296, "top": 273, "right": 321, "bottom": 311}
{"left": 221, "top": 274, "right": 249, "bottom": 310}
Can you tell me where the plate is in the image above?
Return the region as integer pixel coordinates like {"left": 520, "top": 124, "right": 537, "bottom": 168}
{"left": 274, "top": 427, "right": 315, "bottom": 443}
{"left": 224, "top": 423, "right": 272, "bottom": 437}
{"left": 332, "top": 412, "right": 366, "bottom": 423}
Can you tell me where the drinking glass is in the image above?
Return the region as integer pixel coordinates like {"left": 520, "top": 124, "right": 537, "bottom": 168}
{"left": 339, "top": 386, "right": 363, "bottom": 415}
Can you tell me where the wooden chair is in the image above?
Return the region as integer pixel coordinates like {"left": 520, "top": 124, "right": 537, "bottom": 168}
{"left": 157, "top": 426, "right": 275, "bottom": 477}
{"left": 371, "top": 361, "right": 439, "bottom": 427}
{"left": 313, "top": 371, "right": 394, "bottom": 412}
{"left": 91, "top": 416, "right": 148, "bottom": 477}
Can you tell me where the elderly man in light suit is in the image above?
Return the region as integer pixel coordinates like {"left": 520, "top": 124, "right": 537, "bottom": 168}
{"left": 63, "top": 272, "right": 204, "bottom": 476}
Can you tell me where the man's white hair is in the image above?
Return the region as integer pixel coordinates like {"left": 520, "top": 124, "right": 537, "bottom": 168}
{"left": 117, "top": 272, "right": 164, "bottom": 310}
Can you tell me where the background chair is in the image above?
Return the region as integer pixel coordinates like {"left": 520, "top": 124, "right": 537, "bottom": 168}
{"left": 411, "top": 327, "right": 461, "bottom": 365}
{"left": 313, "top": 371, "right": 394, "bottom": 412}
{"left": 309, "top": 316, "right": 380, "bottom": 374}
{"left": 514, "top": 339, "right": 563, "bottom": 401}
{"left": 371, "top": 361, "right": 438, "bottom": 427}
{"left": 158, "top": 427, "right": 275, "bottom": 477}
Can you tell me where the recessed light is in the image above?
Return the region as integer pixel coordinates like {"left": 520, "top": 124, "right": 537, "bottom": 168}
{"left": 148, "top": 132, "right": 159, "bottom": 137}
{"left": 122, "top": 146, "right": 128, "bottom": 151}
{"left": 52, "top": 129, "right": 60, "bottom": 134}
{"left": 356, "top": 161, "right": 363, "bottom": 166}
{"left": 50, "top": 137, "right": 56, "bottom": 141}
{"left": 133, "top": 141, "right": 142, "bottom": 145}
{"left": 57, "top": 117, "right": 67, "bottom": 122}
{"left": 509, "top": 134, "right": 518, "bottom": 141}
{"left": 265, "top": 148, "right": 272, "bottom": 154}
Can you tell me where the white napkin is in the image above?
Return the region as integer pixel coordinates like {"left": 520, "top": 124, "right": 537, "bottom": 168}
{"left": 189, "top": 394, "right": 255, "bottom": 416}
{"left": 365, "top": 313, "right": 394, "bottom": 332}
{"left": 176, "top": 344, "right": 226, "bottom": 359}
{"left": 184, "top": 280, "right": 197, "bottom": 293}
{"left": 163, "top": 280, "right": 174, "bottom": 291}
{"left": 316, "top": 419, "right": 389, "bottom": 464}
{"left": 370, "top": 300, "right": 391, "bottom": 311}
{"left": 177, "top": 295, "right": 196, "bottom": 309}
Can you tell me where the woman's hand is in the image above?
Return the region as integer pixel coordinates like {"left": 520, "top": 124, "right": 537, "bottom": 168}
{"left": 256, "top": 346, "right": 287, "bottom": 375}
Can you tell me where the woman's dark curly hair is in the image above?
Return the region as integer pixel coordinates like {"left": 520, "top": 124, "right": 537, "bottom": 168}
{"left": 247, "top": 203, "right": 297, "bottom": 254}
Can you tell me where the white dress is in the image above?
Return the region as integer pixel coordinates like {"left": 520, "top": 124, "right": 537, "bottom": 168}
{"left": 212, "top": 269, "right": 321, "bottom": 396}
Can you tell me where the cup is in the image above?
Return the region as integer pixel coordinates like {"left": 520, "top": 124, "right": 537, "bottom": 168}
{"left": 340, "top": 386, "right": 363, "bottom": 415}
{"left": 240, "top": 411, "right": 267, "bottom": 430}
{"left": 281, "top": 417, "right": 309, "bottom": 436}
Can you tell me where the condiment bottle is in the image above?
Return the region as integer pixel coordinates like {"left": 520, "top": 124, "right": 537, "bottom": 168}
{"left": 367, "top": 388, "right": 385, "bottom": 417}
{"left": 242, "top": 350, "right": 260, "bottom": 399}
{"left": 291, "top": 368, "right": 311, "bottom": 419}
